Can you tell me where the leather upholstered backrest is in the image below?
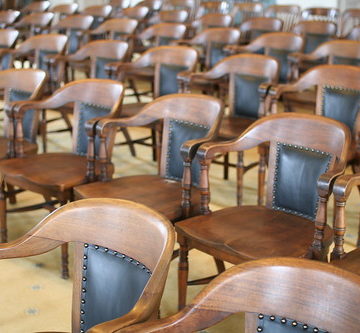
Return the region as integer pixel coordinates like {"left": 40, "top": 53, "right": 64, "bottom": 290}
{"left": 257, "top": 313, "right": 328, "bottom": 333}
{"left": 76, "top": 102, "right": 111, "bottom": 155}
{"left": 38, "top": 49, "right": 58, "bottom": 71}
{"left": 272, "top": 142, "right": 331, "bottom": 220}
{"left": 68, "top": 29, "right": 80, "bottom": 54}
{"left": 80, "top": 243, "right": 151, "bottom": 332}
{"left": 8, "top": 88, "right": 36, "bottom": 143}
{"left": 304, "top": 33, "right": 333, "bottom": 54}
{"left": 0, "top": 44, "right": 12, "bottom": 69}
{"left": 332, "top": 56, "right": 360, "bottom": 66}
{"left": 268, "top": 48, "right": 291, "bottom": 83}
{"left": 322, "top": 86, "right": 360, "bottom": 132}
{"left": 95, "top": 57, "right": 119, "bottom": 79}
{"left": 159, "top": 64, "right": 187, "bottom": 96}
{"left": 209, "top": 42, "right": 228, "bottom": 68}
{"left": 165, "top": 118, "right": 210, "bottom": 186}
{"left": 233, "top": 74, "right": 268, "bottom": 119}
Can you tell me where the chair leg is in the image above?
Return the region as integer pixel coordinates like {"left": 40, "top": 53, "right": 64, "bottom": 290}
{"left": 41, "top": 109, "right": 47, "bottom": 153}
{"left": 151, "top": 128, "right": 157, "bottom": 162}
{"left": 223, "top": 153, "right": 229, "bottom": 180}
{"left": 61, "top": 243, "right": 69, "bottom": 279}
{"left": 128, "top": 79, "right": 141, "bottom": 102}
{"left": 0, "top": 181, "right": 7, "bottom": 242}
{"left": 178, "top": 237, "right": 189, "bottom": 310}
{"left": 214, "top": 258, "right": 225, "bottom": 274}
{"left": 121, "top": 128, "right": 136, "bottom": 157}
{"left": 6, "top": 183, "right": 16, "bottom": 204}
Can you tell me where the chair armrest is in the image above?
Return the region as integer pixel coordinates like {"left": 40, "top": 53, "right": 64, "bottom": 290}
{"left": 196, "top": 138, "right": 243, "bottom": 162}
{"left": 223, "top": 44, "right": 247, "bottom": 55}
{"left": 332, "top": 173, "right": 360, "bottom": 202}
{"left": 180, "top": 135, "right": 217, "bottom": 161}
{"left": 317, "top": 165, "right": 347, "bottom": 199}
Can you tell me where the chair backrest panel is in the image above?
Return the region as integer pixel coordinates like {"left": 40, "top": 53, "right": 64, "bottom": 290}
{"left": 0, "top": 10, "right": 20, "bottom": 27}
{"left": 116, "top": 258, "right": 360, "bottom": 333}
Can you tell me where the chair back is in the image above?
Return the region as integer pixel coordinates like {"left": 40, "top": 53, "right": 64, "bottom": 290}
{"left": 16, "top": 12, "right": 54, "bottom": 33}
{"left": 82, "top": 5, "right": 112, "bottom": 29}
{"left": 0, "top": 68, "right": 46, "bottom": 143}
{"left": 195, "top": 13, "right": 232, "bottom": 31}
{"left": 231, "top": 2, "right": 263, "bottom": 26}
{"left": 239, "top": 17, "right": 283, "bottom": 44}
{"left": 122, "top": 6, "right": 149, "bottom": 21}
{"left": 0, "top": 10, "right": 20, "bottom": 28}
{"left": 116, "top": 258, "right": 360, "bottom": 333}
{"left": 0, "top": 28, "right": 18, "bottom": 69}
{"left": 340, "top": 8, "right": 360, "bottom": 37}
{"left": 51, "top": 3, "right": 78, "bottom": 16}
{"left": 293, "top": 20, "right": 337, "bottom": 53}
{"left": 264, "top": 5, "right": 301, "bottom": 32}
{"left": 158, "top": 10, "right": 188, "bottom": 23}
{"left": 91, "top": 17, "right": 138, "bottom": 40}
{"left": 0, "top": 198, "right": 175, "bottom": 333}
{"left": 22, "top": 0, "right": 50, "bottom": 13}
{"left": 302, "top": 7, "right": 339, "bottom": 25}
{"left": 139, "top": 23, "right": 186, "bottom": 47}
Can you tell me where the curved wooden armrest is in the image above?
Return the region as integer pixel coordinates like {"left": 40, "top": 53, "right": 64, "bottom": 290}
{"left": 332, "top": 173, "right": 360, "bottom": 202}
{"left": 268, "top": 84, "right": 297, "bottom": 99}
{"left": 258, "top": 83, "right": 273, "bottom": 97}
{"left": 223, "top": 44, "right": 249, "bottom": 55}
{"left": 196, "top": 138, "right": 245, "bottom": 161}
{"left": 317, "top": 165, "right": 346, "bottom": 198}
{"left": 288, "top": 52, "right": 318, "bottom": 64}
{"left": 180, "top": 135, "right": 217, "bottom": 161}
{"left": 177, "top": 70, "right": 193, "bottom": 84}
{"left": 0, "top": 48, "right": 14, "bottom": 56}
{"left": 104, "top": 61, "right": 133, "bottom": 75}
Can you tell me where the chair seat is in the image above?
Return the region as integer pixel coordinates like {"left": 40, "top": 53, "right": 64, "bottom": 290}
{"left": 0, "top": 137, "right": 37, "bottom": 158}
{"left": 331, "top": 249, "right": 360, "bottom": 275}
{"left": 283, "top": 90, "right": 316, "bottom": 110}
{"left": 74, "top": 174, "right": 201, "bottom": 222}
{"left": 0, "top": 153, "right": 94, "bottom": 195}
{"left": 121, "top": 102, "right": 146, "bottom": 117}
{"left": 219, "top": 116, "right": 256, "bottom": 140}
{"left": 176, "top": 205, "right": 333, "bottom": 263}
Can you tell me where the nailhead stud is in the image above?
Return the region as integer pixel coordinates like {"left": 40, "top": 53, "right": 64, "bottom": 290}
{"left": 292, "top": 321, "right": 298, "bottom": 327}
{"left": 81, "top": 310, "right": 85, "bottom": 315}
{"left": 303, "top": 324, "right": 308, "bottom": 330}
{"left": 84, "top": 244, "right": 88, "bottom": 248}
{"left": 81, "top": 299, "right": 86, "bottom": 304}
{"left": 270, "top": 316, "right": 275, "bottom": 321}
{"left": 313, "top": 329, "right": 319, "bottom": 333}
{"left": 257, "top": 327, "right": 263, "bottom": 332}
{"left": 258, "top": 314, "right": 264, "bottom": 319}
{"left": 82, "top": 277, "right": 87, "bottom": 281}
{"left": 281, "top": 318, "right": 287, "bottom": 324}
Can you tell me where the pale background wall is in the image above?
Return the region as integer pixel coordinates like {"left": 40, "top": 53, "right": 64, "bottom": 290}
{"left": 49, "top": 0, "right": 360, "bottom": 11}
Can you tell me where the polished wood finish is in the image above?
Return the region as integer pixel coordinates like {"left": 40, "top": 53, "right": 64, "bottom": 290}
{"left": 51, "top": 3, "right": 78, "bottom": 17}
{"left": 231, "top": 2, "right": 263, "bottom": 26}
{"left": 239, "top": 17, "right": 283, "bottom": 44}
{"left": 74, "top": 93, "right": 223, "bottom": 224}
{"left": 14, "top": 12, "right": 54, "bottom": 38}
{"left": 0, "top": 79, "right": 124, "bottom": 278}
{"left": 117, "top": 258, "right": 360, "bottom": 333}
{"left": 0, "top": 9, "right": 20, "bottom": 28}
{"left": 22, "top": 0, "right": 50, "bottom": 14}
{"left": 190, "top": 13, "right": 232, "bottom": 37}
{"left": 264, "top": 5, "right": 301, "bottom": 32}
{"left": 340, "top": 8, "right": 360, "bottom": 37}
{"left": 175, "top": 113, "right": 350, "bottom": 308}
{"left": 0, "top": 198, "right": 175, "bottom": 332}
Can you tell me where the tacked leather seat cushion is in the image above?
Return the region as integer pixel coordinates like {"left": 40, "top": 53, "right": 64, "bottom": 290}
{"left": 176, "top": 205, "right": 332, "bottom": 262}
{"left": 74, "top": 174, "right": 201, "bottom": 222}
{"left": 0, "top": 153, "right": 110, "bottom": 195}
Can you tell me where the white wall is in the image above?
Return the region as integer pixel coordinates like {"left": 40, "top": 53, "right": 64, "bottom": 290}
{"left": 276, "top": 0, "right": 338, "bottom": 9}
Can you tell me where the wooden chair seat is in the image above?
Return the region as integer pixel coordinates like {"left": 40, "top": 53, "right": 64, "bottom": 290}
{"left": 74, "top": 174, "right": 202, "bottom": 221}
{"left": 0, "top": 153, "right": 108, "bottom": 195}
{"left": 0, "top": 137, "right": 37, "bottom": 158}
{"left": 332, "top": 249, "right": 360, "bottom": 275}
{"left": 176, "top": 205, "right": 333, "bottom": 263}
{"left": 219, "top": 116, "right": 256, "bottom": 139}
{"left": 283, "top": 89, "right": 317, "bottom": 111}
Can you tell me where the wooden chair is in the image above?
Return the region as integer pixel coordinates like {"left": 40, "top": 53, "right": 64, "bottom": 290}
{"left": 175, "top": 112, "right": 350, "bottom": 309}
{"left": 22, "top": 0, "right": 50, "bottom": 14}
{"left": 331, "top": 173, "right": 360, "bottom": 266}
{"left": 134, "top": 22, "right": 187, "bottom": 53}
{"left": 231, "top": 2, "right": 263, "bottom": 26}
{"left": 288, "top": 39, "right": 360, "bottom": 81}
{"left": 162, "top": 0, "right": 196, "bottom": 22}
{"left": 264, "top": 5, "right": 301, "bottom": 32}
{"left": 226, "top": 32, "right": 304, "bottom": 83}
{"left": 74, "top": 94, "right": 223, "bottom": 227}
{"left": 14, "top": 12, "right": 54, "bottom": 38}
{"left": 157, "top": 9, "right": 188, "bottom": 23}
{"left": 121, "top": 6, "right": 149, "bottom": 32}
{"left": 81, "top": 4, "right": 112, "bottom": 29}
{"left": 181, "top": 54, "right": 279, "bottom": 183}
{"left": 190, "top": 13, "right": 232, "bottom": 37}
{"left": 239, "top": 17, "right": 283, "bottom": 45}
{"left": 116, "top": 258, "right": 360, "bottom": 333}
{"left": 0, "top": 198, "right": 175, "bottom": 332}
{"left": 51, "top": 14, "right": 94, "bottom": 55}
{"left": 196, "top": 1, "right": 227, "bottom": 16}
{"left": 340, "top": 8, "right": 360, "bottom": 38}
{"left": 89, "top": 17, "right": 138, "bottom": 44}
{"left": 0, "top": 68, "right": 46, "bottom": 160}
{"left": 177, "top": 27, "right": 240, "bottom": 70}
{"left": 105, "top": 45, "right": 198, "bottom": 159}
{"left": 109, "top": 0, "right": 130, "bottom": 17}
{"left": 0, "top": 79, "right": 124, "bottom": 279}
{"left": 0, "top": 28, "right": 19, "bottom": 70}
{"left": 292, "top": 21, "right": 337, "bottom": 54}
{"left": 0, "top": 9, "right": 20, "bottom": 28}
{"left": 301, "top": 7, "right": 339, "bottom": 25}
{"left": 51, "top": 3, "right": 78, "bottom": 18}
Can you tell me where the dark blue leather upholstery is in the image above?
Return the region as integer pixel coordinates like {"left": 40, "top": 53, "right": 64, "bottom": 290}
{"left": 95, "top": 57, "right": 119, "bottom": 79}
{"left": 76, "top": 102, "right": 111, "bottom": 155}
{"left": 234, "top": 74, "right": 267, "bottom": 119}
{"left": 68, "top": 29, "right": 80, "bottom": 54}
{"left": 159, "top": 64, "right": 187, "bottom": 96}
{"left": 0, "top": 45, "right": 12, "bottom": 69}
{"left": 80, "top": 244, "right": 151, "bottom": 332}
{"left": 166, "top": 119, "right": 210, "bottom": 186}
{"left": 158, "top": 36, "right": 176, "bottom": 46}
{"left": 304, "top": 33, "right": 333, "bottom": 54}
{"left": 209, "top": 42, "right": 228, "bottom": 68}
{"left": 268, "top": 48, "right": 291, "bottom": 83}
{"left": 333, "top": 56, "right": 360, "bottom": 67}
{"left": 257, "top": 314, "right": 328, "bottom": 333}
{"left": 322, "top": 86, "right": 360, "bottom": 132}
{"left": 8, "top": 89, "right": 35, "bottom": 142}
{"left": 272, "top": 143, "right": 331, "bottom": 220}
{"left": 38, "top": 50, "right": 58, "bottom": 71}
